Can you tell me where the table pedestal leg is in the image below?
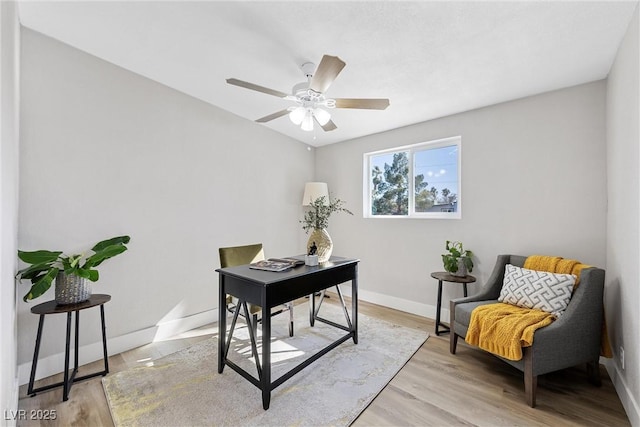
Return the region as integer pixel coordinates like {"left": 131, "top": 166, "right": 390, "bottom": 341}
{"left": 27, "top": 315, "right": 45, "bottom": 397}
{"left": 63, "top": 312, "right": 72, "bottom": 401}
{"left": 435, "top": 280, "right": 450, "bottom": 336}
{"left": 100, "top": 305, "right": 109, "bottom": 374}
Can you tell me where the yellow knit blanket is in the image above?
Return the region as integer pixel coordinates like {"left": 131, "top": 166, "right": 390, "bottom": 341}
{"left": 465, "top": 303, "right": 554, "bottom": 361}
{"left": 465, "top": 255, "right": 612, "bottom": 360}
{"left": 522, "top": 255, "right": 590, "bottom": 287}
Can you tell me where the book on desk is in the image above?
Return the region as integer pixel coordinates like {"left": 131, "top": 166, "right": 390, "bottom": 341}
{"left": 249, "top": 258, "right": 304, "bottom": 272}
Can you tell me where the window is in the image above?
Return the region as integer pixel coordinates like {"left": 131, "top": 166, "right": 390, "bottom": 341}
{"left": 364, "top": 136, "right": 461, "bottom": 219}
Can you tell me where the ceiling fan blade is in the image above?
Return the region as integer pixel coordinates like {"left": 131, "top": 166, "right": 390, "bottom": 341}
{"left": 316, "top": 118, "right": 337, "bottom": 132}
{"left": 334, "top": 98, "right": 390, "bottom": 110}
{"left": 256, "top": 109, "right": 289, "bottom": 123}
{"left": 309, "top": 55, "right": 346, "bottom": 94}
{"left": 226, "top": 78, "right": 288, "bottom": 98}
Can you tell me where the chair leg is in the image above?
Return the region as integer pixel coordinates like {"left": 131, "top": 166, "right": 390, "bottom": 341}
{"left": 524, "top": 347, "right": 537, "bottom": 407}
{"left": 450, "top": 333, "right": 458, "bottom": 354}
{"left": 587, "top": 359, "right": 602, "bottom": 387}
{"left": 449, "top": 300, "right": 458, "bottom": 354}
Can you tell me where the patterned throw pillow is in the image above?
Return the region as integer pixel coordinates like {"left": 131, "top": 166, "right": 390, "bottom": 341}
{"left": 499, "top": 264, "right": 576, "bottom": 317}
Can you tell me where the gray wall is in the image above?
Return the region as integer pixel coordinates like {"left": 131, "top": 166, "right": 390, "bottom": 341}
{"left": 17, "top": 29, "right": 314, "bottom": 379}
{"left": 315, "top": 81, "right": 607, "bottom": 323}
{"left": 1, "top": 1, "right": 20, "bottom": 423}
{"left": 606, "top": 4, "right": 639, "bottom": 425}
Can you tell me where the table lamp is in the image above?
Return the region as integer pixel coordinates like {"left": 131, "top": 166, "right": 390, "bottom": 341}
{"left": 302, "top": 182, "right": 329, "bottom": 206}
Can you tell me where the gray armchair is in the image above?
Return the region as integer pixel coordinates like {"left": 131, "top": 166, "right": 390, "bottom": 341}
{"left": 449, "top": 254, "right": 605, "bottom": 407}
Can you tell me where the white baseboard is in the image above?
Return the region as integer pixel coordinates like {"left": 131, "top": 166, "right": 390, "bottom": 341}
{"left": 337, "top": 286, "right": 438, "bottom": 322}
{"left": 604, "top": 358, "right": 639, "bottom": 426}
{"left": 18, "top": 308, "right": 219, "bottom": 386}
{"left": 8, "top": 376, "right": 19, "bottom": 427}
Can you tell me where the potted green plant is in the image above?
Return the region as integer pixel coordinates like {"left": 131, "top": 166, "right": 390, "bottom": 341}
{"left": 16, "top": 235, "right": 130, "bottom": 303}
{"left": 441, "top": 240, "right": 474, "bottom": 277}
{"left": 301, "top": 196, "right": 352, "bottom": 263}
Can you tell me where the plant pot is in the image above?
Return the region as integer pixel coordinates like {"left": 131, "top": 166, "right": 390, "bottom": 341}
{"left": 451, "top": 259, "right": 468, "bottom": 277}
{"left": 55, "top": 272, "right": 91, "bottom": 305}
{"left": 307, "top": 228, "right": 333, "bottom": 263}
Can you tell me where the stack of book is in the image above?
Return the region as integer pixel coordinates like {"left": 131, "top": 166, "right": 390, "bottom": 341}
{"left": 249, "top": 258, "right": 304, "bottom": 272}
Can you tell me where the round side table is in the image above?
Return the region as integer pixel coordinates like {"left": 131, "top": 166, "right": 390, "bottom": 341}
{"left": 27, "top": 294, "right": 111, "bottom": 401}
{"left": 430, "top": 272, "right": 476, "bottom": 336}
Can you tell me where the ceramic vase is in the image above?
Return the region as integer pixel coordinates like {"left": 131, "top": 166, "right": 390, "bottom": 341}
{"left": 307, "top": 228, "right": 333, "bottom": 263}
{"left": 451, "top": 258, "right": 468, "bottom": 277}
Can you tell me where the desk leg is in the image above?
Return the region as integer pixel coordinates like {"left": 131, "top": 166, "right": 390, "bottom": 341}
{"left": 100, "top": 305, "right": 109, "bottom": 374}
{"left": 352, "top": 267, "right": 358, "bottom": 344}
{"left": 63, "top": 312, "right": 72, "bottom": 401}
{"left": 261, "top": 301, "right": 271, "bottom": 410}
{"left": 218, "top": 275, "right": 226, "bottom": 374}
{"left": 28, "top": 315, "right": 45, "bottom": 396}
{"left": 463, "top": 283, "right": 468, "bottom": 298}
{"left": 309, "top": 294, "right": 315, "bottom": 327}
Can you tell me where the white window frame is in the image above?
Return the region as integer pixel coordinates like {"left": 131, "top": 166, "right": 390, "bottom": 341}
{"left": 363, "top": 136, "right": 462, "bottom": 219}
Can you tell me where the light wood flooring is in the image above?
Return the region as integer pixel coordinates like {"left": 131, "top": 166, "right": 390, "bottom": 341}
{"left": 17, "top": 298, "right": 630, "bottom": 426}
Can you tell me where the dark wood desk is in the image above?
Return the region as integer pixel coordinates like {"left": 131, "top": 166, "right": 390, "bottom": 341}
{"left": 28, "top": 294, "right": 110, "bottom": 401}
{"left": 216, "top": 256, "right": 359, "bottom": 410}
{"left": 430, "top": 272, "right": 476, "bottom": 336}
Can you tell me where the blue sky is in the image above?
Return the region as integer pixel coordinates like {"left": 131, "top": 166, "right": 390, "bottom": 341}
{"left": 371, "top": 145, "right": 458, "bottom": 197}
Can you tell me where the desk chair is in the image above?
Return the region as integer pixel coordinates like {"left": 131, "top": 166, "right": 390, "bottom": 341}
{"left": 219, "top": 243, "right": 294, "bottom": 337}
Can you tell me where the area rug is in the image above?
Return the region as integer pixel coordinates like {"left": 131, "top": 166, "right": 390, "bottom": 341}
{"left": 102, "top": 303, "right": 428, "bottom": 426}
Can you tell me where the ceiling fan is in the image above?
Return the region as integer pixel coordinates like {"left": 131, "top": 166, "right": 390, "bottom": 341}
{"left": 226, "top": 55, "right": 390, "bottom": 132}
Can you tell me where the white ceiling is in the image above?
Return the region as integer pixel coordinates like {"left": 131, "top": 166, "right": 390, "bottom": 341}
{"left": 18, "top": 1, "right": 638, "bottom": 147}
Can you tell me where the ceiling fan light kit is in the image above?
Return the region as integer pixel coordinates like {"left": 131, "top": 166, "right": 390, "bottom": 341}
{"left": 227, "top": 54, "right": 390, "bottom": 133}
{"left": 301, "top": 111, "right": 315, "bottom": 132}
{"left": 313, "top": 108, "right": 331, "bottom": 126}
{"left": 289, "top": 106, "right": 306, "bottom": 125}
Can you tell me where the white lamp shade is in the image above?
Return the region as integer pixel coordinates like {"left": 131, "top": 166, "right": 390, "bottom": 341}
{"left": 301, "top": 110, "right": 314, "bottom": 131}
{"left": 302, "top": 182, "right": 329, "bottom": 206}
{"left": 289, "top": 107, "right": 306, "bottom": 125}
{"left": 313, "top": 108, "right": 331, "bottom": 126}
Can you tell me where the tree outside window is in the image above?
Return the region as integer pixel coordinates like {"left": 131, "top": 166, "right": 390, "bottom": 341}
{"left": 371, "top": 152, "right": 409, "bottom": 215}
{"left": 365, "top": 137, "right": 461, "bottom": 218}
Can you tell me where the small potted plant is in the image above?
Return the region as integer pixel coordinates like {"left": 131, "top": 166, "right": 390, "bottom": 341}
{"left": 441, "top": 240, "right": 474, "bottom": 277}
{"left": 301, "top": 196, "right": 352, "bottom": 263}
{"left": 16, "top": 235, "right": 130, "bottom": 304}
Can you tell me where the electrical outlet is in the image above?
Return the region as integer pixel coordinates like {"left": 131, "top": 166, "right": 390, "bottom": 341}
{"left": 620, "top": 346, "right": 625, "bottom": 370}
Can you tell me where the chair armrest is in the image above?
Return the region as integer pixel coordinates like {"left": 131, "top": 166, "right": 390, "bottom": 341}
{"left": 530, "top": 267, "right": 605, "bottom": 375}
